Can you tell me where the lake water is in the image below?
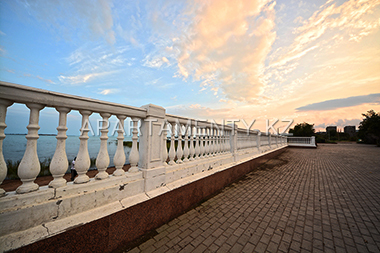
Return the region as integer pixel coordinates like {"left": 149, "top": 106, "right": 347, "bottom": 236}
{"left": 3, "top": 135, "right": 132, "bottom": 167}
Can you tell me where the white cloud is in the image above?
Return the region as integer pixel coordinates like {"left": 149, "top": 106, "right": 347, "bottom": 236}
{"left": 58, "top": 71, "right": 116, "bottom": 85}
{"left": 60, "top": 44, "right": 130, "bottom": 84}
{"left": 269, "top": 0, "right": 380, "bottom": 71}
{"left": 36, "top": 75, "right": 54, "bottom": 84}
{"left": 174, "top": 0, "right": 277, "bottom": 102}
{"left": 98, "top": 88, "right": 120, "bottom": 95}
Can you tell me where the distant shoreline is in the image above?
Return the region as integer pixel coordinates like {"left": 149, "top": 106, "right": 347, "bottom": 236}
{"left": 5, "top": 133, "right": 80, "bottom": 137}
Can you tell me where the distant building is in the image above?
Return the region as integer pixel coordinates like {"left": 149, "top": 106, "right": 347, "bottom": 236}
{"left": 344, "top": 126, "right": 356, "bottom": 137}
{"left": 326, "top": 126, "right": 337, "bottom": 133}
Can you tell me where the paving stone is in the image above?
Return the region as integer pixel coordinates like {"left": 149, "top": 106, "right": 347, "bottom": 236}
{"left": 138, "top": 238, "right": 156, "bottom": 251}
{"left": 153, "top": 245, "right": 170, "bottom": 253}
{"left": 215, "top": 243, "right": 231, "bottom": 253}
{"left": 192, "top": 243, "right": 207, "bottom": 253}
{"left": 213, "top": 235, "right": 228, "bottom": 247}
{"left": 225, "top": 234, "right": 239, "bottom": 246}
{"left": 229, "top": 242, "right": 244, "bottom": 252}
{"left": 179, "top": 244, "right": 195, "bottom": 253}
{"left": 153, "top": 236, "right": 170, "bottom": 249}
{"left": 241, "top": 242, "right": 255, "bottom": 253}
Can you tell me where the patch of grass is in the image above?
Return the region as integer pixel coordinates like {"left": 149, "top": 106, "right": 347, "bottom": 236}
{"left": 38, "top": 158, "right": 52, "bottom": 177}
{"left": 6, "top": 160, "right": 19, "bottom": 180}
{"left": 6, "top": 158, "right": 52, "bottom": 179}
{"left": 123, "top": 141, "right": 139, "bottom": 148}
{"left": 90, "top": 157, "right": 96, "bottom": 168}
{"left": 6, "top": 157, "right": 97, "bottom": 179}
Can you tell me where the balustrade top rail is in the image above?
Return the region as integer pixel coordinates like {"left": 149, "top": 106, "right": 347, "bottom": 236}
{"left": 0, "top": 81, "right": 147, "bottom": 118}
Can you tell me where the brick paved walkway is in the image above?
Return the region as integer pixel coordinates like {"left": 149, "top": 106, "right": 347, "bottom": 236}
{"left": 128, "top": 144, "right": 380, "bottom": 253}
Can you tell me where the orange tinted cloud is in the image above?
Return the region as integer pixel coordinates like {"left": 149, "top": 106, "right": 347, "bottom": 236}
{"left": 176, "top": 0, "right": 276, "bottom": 102}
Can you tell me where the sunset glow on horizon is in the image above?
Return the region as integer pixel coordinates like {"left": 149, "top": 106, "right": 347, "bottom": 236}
{"left": 1, "top": 0, "right": 379, "bottom": 133}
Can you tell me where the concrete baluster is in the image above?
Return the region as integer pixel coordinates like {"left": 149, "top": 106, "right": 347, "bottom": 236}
{"left": 95, "top": 113, "right": 111, "bottom": 179}
{"left": 214, "top": 128, "right": 218, "bottom": 155}
{"left": 189, "top": 126, "right": 195, "bottom": 161}
{"left": 215, "top": 129, "right": 220, "bottom": 155}
{"left": 223, "top": 130, "right": 229, "bottom": 154}
{"left": 210, "top": 128, "right": 215, "bottom": 156}
{"left": 194, "top": 126, "right": 200, "bottom": 160}
{"left": 257, "top": 131, "right": 261, "bottom": 152}
{"left": 129, "top": 117, "right": 140, "bottom": 172}
{"left": 203, "top": 128, "right": 207, "bottom": 157}
{"left": 0, "top": 99, "right": 13, "bottom": 196}
{"left": 214, "top": 129, "right": 218, "bottom": 154}
{"left": 113, "top": 115, "right": 126, "bottom": 176}
{"left": 74, "top": 110, "right": 92, "bottom": 184}
{"left": 220, "top": 129, "right": 225, "bottom": 153}
{"left": 204, "top": 128, "right": 209, "bottom": 158}
{"left": 219, "top": 129, "right": 223, "bottom": 154}
{"left": 49, "top": 107, "right": 71, "bottom": 188}
{"left": 16, "top": 103, "right": 45, "bottom": 193}
{"left": 199, "top": 128, "right": 204, "bottom": 159}
{"left": 168, "top": 122, "right": 176, "bottom": 165}
{"left": 176, "top": 123, "right": 183, "bottom": 164}
{"left": 208, "top": 128, "right": 213, "bottom": 156}
{"left": 183, "top": 124, "right": 189, "bottom": 162}
{"left": 215, "top": 128, "right": 219, "bottom": 155}
{"left": 162, "top": 124, "right": 168, "bottom": 165}
{"left": 311, "top": 136, "right": 315, "bottom": 147}
{"left": 225, "top": 130, "right": 230, "bottom": 153}
{"left": 210, "top": 127, "right": 214, "bottom": 155}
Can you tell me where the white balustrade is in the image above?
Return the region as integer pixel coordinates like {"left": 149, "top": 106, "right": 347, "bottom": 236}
{"left": 287, "top": 136, "right": 316, "bottom": 147}
{"left": 0, "top": 81, "right": 292, "bottom": 253}
{"left": 113, "top": 115, "right": 127, "bottom": 176}
{"left": 49, "top": 107, "right": 71, "bottom": 188}
{"left": 129, "top": 117, "right": 140, "bottom": 172}
{"left": 0, "top": 99, "right": 13, "bottom": 196}
{"left": 16, "top": 103, "right": 45, "bottom": 193}
{"left": 95, "top": 113, "right": 111, "bottom": 180}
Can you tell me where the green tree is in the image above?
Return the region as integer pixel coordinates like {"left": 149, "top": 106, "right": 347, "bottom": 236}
{"left": 289, "top": 122, "right": 315, "bottom": 137}
{"left": 358, "top": 110, "right": 380, "bottom": 146}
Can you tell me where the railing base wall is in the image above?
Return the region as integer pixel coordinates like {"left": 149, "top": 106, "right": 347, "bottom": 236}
{"left": 6, "top": 146, "right": 287, "bottom": 253}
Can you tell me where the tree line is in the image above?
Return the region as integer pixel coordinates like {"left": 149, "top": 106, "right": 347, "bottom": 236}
{"left": 288, "top": 110, "right": 380, "bottom": 146}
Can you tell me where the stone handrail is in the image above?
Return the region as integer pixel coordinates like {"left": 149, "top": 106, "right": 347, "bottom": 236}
{"left": 0, "top": 81, "right": 288, "bottom": 252}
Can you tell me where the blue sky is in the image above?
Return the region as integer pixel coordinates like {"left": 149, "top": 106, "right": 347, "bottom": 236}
{"left": 1, "top": 0, "right": 380, "bottom": 135}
